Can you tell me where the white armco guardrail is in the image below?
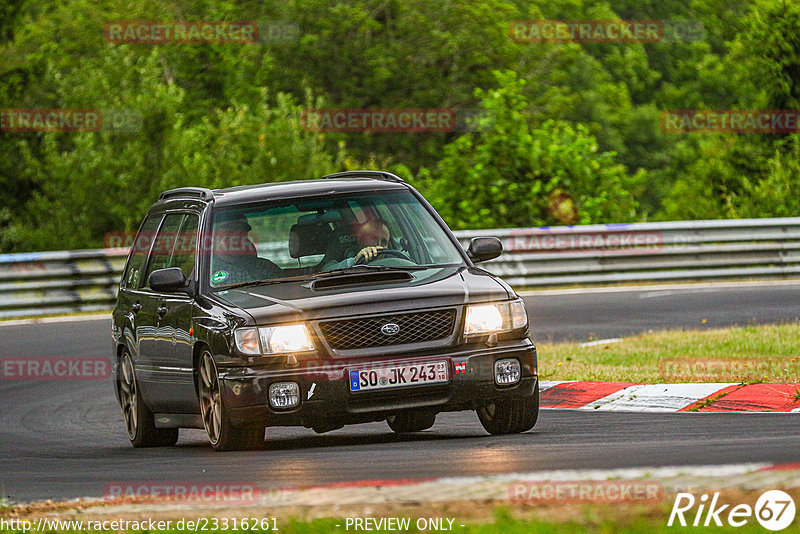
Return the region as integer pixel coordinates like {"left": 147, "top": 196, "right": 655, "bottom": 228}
{"left": 1, "top": 217, "right": 800, "bottom": 318}
{"left": 454, "top": 217, "right": 800, "bottom": 286}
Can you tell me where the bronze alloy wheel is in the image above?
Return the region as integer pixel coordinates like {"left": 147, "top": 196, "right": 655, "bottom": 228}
{"left": 197, "top": 349, "right": 264, "bottom": 451}
{"left": 118, "top": 350, "right": 178, "bottom": 447}
{"left": 198, "top": 350, "right": 223, "bottom": 445}
{"left": 119, "top": 352, "right": 138, "bottom": 440}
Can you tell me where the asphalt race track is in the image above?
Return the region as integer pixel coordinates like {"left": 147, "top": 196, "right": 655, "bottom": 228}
{"left": 1, "top": 282, "right": 799, "bottom": 502}
{"left": 524, "top": 281, "right": 800, "bottom": 342}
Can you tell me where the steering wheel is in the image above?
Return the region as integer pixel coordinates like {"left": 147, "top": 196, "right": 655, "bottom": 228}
{"left": 354, "top": 248, "right": 414, "bottom": 264}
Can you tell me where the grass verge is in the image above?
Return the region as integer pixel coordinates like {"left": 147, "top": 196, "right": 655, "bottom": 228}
{"left": 537, "top": 322, "right": 800, "bottom": 383}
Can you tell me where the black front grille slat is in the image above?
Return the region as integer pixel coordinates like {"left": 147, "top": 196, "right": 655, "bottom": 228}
{"left": 319, "top": 309, "right": 456, "bottom": 350}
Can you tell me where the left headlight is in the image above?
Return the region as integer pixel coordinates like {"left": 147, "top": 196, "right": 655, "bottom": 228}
{"left": 464, "top": 299, "right": 528, "bottom": 335}
{"left": 234, "top": 324, "right": 315, "bottom": 355}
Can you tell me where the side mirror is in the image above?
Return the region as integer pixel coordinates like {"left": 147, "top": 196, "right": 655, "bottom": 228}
{"left": 467, "top": 237, "right": 503, "bottom": 263}
{"left": 149, "top": 267, "right": 193, "bottom": 295}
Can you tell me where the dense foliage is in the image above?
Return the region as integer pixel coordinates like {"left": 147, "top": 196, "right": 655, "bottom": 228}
{"left": 0, "top": 0, "right": 798, "bottom": 251}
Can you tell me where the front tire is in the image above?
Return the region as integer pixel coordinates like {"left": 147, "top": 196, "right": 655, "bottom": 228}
{"left": 477, "top": 387, "right": 539, "bottom": 435}
{"left": 197, "top": 350, "right": 264, "bottom": 451}
{"left": 386, "top": 411, "right": 436, "bottom": 433}
{"left": 119, "top": 351, "right": 179, "bottom": 447}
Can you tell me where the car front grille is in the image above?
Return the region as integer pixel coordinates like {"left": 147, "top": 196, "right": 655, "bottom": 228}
{"left": 319, "top": 309, "right": 457, "bottom": 350}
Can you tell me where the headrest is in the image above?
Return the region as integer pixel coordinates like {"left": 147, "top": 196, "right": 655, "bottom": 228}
{"left": 289, "top": 222, "right": 333, "bottom": 258}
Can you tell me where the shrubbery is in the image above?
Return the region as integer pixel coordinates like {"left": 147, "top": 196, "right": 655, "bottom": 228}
{"left": 1, "top": 0, "right": 798, "bottom": 251}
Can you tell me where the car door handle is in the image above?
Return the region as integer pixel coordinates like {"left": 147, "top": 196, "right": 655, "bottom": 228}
{"left": 131, "top": 303, "right": 142, "bottom": 313}
{"left": 157, "top": 305, "right": 168, "bottom": 318}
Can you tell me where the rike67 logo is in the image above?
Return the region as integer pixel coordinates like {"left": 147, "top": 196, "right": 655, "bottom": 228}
{"left": 669, "top": 490, "right": 796, "bottom": 530}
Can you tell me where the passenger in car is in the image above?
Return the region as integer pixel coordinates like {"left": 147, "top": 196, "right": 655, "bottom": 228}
{"left": 211, "top": 213, "right": 280, "bottom": 285}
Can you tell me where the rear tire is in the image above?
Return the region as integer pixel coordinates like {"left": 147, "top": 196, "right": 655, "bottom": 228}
{"left": 477, "top": 387, "right": 539, "bottom": 435}
{"left": 119, "top": 350, "right": 179, "bottom": 447}
{"left": 197, "top": 350, "right": 264, "bottom": 451}
{"left": 386, "top": 411, "right": 436, "bottom": 433}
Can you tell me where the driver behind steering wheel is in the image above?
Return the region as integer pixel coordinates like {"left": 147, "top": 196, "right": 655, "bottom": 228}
{"left": 324, "top": 217, "right": 391, "bottom": 270}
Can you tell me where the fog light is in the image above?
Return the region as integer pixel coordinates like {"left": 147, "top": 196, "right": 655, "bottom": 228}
{"left": 268, "top": 382, "right": 299, "bottom": 408}
{"left": 494, "top": 359, "right": 521, "bottom": 385}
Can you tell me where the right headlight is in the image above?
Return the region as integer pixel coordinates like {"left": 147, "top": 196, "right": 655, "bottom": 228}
{"left": 234, "top": 324, "right": 315, "bottom": 355}
{"left": 464, "top": 299, "right": 528, "bottom": 335}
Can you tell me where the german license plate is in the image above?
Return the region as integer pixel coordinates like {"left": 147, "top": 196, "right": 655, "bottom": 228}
{"left": 349, "top": 361, "right": 448, "bottom": 392}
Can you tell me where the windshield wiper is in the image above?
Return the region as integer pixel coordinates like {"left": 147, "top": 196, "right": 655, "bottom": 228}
{"left": 214, "top": 274, "right": 311, "bottom": 291}
{"left": 313, "top": 264, "right": 429, "bottom": 278}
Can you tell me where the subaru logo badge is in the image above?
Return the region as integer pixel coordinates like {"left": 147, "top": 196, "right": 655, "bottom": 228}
{"left": 381, "top": 323, "right": 400, "bottom": 335}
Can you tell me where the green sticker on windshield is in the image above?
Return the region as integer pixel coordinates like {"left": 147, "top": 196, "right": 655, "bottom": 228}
{"left": 212, "top": 270, "right": 229, "bottom": 283}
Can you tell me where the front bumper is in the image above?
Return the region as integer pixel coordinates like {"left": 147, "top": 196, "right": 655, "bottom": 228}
{"left": 219, "top": 339, "right": 537, "bottom": 427}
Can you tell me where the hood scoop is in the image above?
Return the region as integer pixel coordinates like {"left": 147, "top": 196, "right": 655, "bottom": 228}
{"left": 309, "top": 270, "right": 413, "bottom": 290}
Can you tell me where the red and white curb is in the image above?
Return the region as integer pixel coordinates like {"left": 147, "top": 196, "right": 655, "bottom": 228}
{"left": 539, "top": 381, "right": 800, "bottom": 412}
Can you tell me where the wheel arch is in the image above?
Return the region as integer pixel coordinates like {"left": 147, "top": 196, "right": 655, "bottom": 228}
{"left": 191, "top": 341, "right": 212, "bottom": 396}
{"left": 113, "top": 342, "right": 129, "bottom": 406}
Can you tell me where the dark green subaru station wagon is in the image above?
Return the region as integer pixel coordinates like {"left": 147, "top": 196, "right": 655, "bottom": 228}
{"left": 112, "top": 171, "right": 538, "bottom": 450}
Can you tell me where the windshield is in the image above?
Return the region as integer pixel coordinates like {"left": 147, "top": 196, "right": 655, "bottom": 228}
{"left": 207, "top": 190, "right": 464, "bottom": 288}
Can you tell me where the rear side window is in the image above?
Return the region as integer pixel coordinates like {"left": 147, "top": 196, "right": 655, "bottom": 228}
{"left": 122, "top": 214, "right": 161, "bottom": 290}
{"left": 170, "top": 214, "right": 199, "bottom": 278}
{"left": 143, "top": 213, "right": 186, "bottom": 285}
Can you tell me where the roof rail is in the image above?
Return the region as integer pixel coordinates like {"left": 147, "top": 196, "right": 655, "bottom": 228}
{"left": 158, "top": 187, "right": 215, "bottom": 202}
{"left": 322, "top": 170, "right": 405, "bottom": 183}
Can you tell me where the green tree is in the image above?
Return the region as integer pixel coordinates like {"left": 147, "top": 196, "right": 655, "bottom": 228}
{"left": 410, "top": 71, "right": 640, "bottom": 229}
{"left": 733, "top": 134, "right": 800, "bottom": 217}
{"left": 2, "top": 48, "right": 339, "bottom": 251}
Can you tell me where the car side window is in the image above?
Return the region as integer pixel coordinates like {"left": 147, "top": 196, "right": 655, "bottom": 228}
{"left": 169, "top": 214, "right": 199, "bottom": 279}
{"left": 143, "top": 213, "right": 186, "bottom": 287}
{"left": 122, "top": 214, "right": 162, "bottom": 290}
{"left": 392, "top": 199, "right": 444, "bottom": 263}
{"left": 373, "top": 200, "right": 405, "bottom": 247}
